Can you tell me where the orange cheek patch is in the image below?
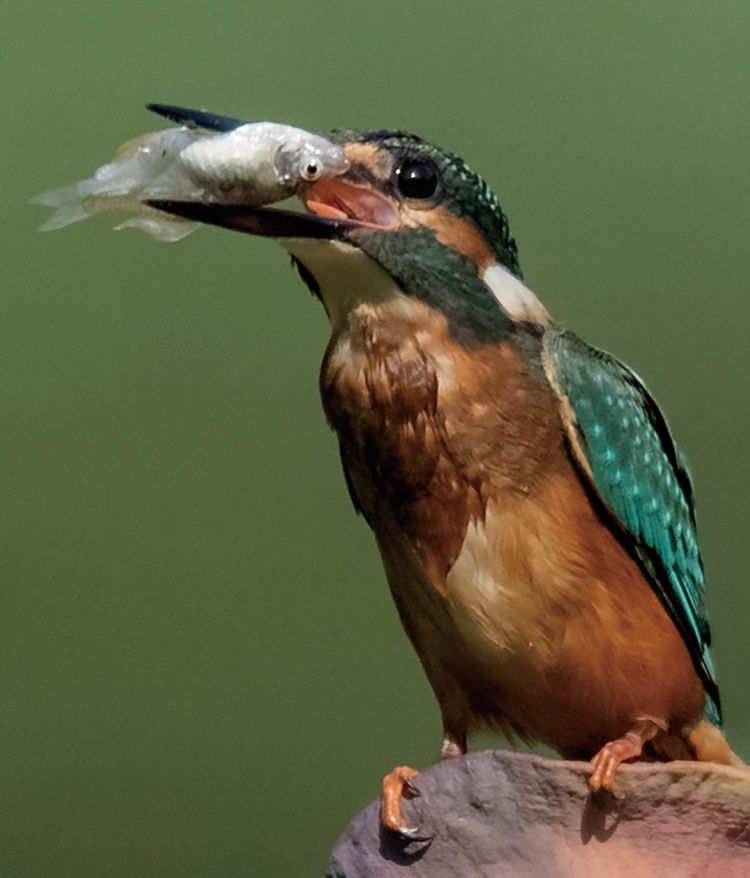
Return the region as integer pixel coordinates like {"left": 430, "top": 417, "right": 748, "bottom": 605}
{"left": 343, "top": 144, "right": 395, "bottom": 180}
{"left": 402, "top": 206, "right": 494, "bottom": 269}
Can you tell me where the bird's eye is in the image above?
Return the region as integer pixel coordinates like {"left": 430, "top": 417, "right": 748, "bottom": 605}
{"left": 301, "top": 160, "right": 322, "bottom": 181}
{"left": 395, "top": 159, "right": 439, "bottom": 200}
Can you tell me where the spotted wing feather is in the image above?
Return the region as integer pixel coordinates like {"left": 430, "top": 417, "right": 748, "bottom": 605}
{"left": 543, "top": 328, "right": 720, "bottom": 724}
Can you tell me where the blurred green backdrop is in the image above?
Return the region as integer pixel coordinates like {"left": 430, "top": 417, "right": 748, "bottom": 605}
{"left": 2, "top": 1, "right": 749, "bottom": 875}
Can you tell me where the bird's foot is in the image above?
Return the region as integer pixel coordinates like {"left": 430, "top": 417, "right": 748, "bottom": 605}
{"left": 381, "top": 765, "right": 429, "bottom": 840}
{"left": 589, "top": 718, "right": 663, "bottom": 792}
{"left": 440, "top": 732, "right": 467, "bottom": 760}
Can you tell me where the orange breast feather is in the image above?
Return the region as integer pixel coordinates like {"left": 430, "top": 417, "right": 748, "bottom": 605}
{"left": 322, "top": 298, "right": 704, "bottom": 756}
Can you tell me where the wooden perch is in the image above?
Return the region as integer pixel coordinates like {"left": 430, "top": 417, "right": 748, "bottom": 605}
{"left": 328, "top": 748, "right": 750, "bottom": 877}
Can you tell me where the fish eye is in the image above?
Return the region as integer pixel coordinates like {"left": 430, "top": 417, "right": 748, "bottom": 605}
{"left": 301, "top": 159, "right": 322, "bottom": 181}
{"left": 395, "top": 158, "right": 439, "bottom": 200}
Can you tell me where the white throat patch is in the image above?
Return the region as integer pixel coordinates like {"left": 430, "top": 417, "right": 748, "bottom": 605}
{"left": 284, "top": 239, "right": 402, "bottom": 327}
{"left": 482, "top": 263, "right": 548, "bottom": 324}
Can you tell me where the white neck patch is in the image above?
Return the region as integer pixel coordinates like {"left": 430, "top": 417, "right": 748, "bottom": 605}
{"left": 482, "top": 263, "right": 548, "bottom": 325}
{"left": 284, "top": 239, "right": 401, "bottom": 327}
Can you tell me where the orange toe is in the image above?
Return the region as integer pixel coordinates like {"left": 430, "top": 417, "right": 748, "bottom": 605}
{"left": 589, "top": 719, "right": 662, "bottom": 791}
{"left": 381, "top": 765, "right": 420, "bottom": 835}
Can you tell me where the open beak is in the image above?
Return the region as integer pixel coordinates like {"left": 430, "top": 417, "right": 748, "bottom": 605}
{"left": 146, "top": 179, "right": 397, "bottom": 242}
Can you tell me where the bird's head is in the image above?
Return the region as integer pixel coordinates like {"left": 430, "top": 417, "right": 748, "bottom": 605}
{"left": 151, "top": 114, "right": 548, "bottom": 344}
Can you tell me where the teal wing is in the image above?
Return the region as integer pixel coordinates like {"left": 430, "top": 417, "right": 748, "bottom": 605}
{"left": 543, "top": 329, "right": 721, "bottom": 724}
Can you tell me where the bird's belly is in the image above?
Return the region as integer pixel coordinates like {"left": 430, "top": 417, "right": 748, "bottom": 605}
{"left": 378, "top": 472, "right": 705, "bottom": 757}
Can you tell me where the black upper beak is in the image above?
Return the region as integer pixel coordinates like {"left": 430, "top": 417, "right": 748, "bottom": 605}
{"left": 146, "top": 102, "right": 245, "bottom": 132}
{"left": 144, "top": 199, "right": 359, "bottom": 241}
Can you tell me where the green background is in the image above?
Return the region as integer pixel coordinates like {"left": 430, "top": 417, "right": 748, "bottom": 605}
{"left": 3, "top": 2, "right": 749, "bottom": 875}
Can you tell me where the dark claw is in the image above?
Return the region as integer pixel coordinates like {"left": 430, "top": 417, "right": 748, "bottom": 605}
{"left": 395, "top": 825, "right": 433, "bottom": 842}
{"left": 146, "top": 102, "right": 244, "bottom": 132}
{"left": 402, "top": 776, "right": 421, "bottom": 798}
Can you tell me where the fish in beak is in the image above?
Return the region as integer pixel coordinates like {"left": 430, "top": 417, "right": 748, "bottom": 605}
{"left": 144, "top": 105, "right": 399, "bottom": 244}
{"left": 33, "top": 103, "right": 359, "bottom": 242}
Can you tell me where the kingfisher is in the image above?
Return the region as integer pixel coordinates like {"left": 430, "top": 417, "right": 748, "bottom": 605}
{"left": 146, "top": 104, "right": 742, "bottom": 837}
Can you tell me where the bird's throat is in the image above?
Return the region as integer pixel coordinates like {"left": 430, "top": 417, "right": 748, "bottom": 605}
{"left": 285, "top": 233, "right": 521, "bottom": 347}
{"left": 285, "top": 239, "right": 404, "bottom": 328}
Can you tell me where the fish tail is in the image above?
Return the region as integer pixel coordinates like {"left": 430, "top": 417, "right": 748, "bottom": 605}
{"left": 31, "top": 185, "right": 91, "bottom": 230}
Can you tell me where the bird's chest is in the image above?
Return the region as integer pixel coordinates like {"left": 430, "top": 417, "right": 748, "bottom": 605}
{"left": 320, "top": 299, "right": 563, "bottom": 586}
